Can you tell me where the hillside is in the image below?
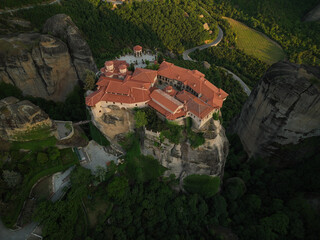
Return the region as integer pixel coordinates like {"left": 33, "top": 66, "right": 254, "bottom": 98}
{"left": 0, "top": 0, "right": 319, "bottom": 239}
{"left": 224, "top": 17, "right": 285, "bottom": 64}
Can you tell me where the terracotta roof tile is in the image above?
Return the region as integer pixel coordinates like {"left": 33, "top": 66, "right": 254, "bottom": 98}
{"left": 131, "top": 68, "right": 157, "bottom": 83}
{"left": 150, "top": 89, "right": 183, "bottom": 113}
{"left": 133, "top": 45, "right": 142, "bottom": 51}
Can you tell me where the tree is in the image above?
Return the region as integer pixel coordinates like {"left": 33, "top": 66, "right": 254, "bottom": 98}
{"left": 183, "top": 174, "right": 220, "bottom": 198}
{"left": 84, "top": 69, "right": 96, "bottom": 91}
{"left": 2, "top": 170, "right": 21, "bottom": 188}
{"left": 95, "top": 166, "right": 107, "bottom": 183}
{"left": 37, "top": 152, "right": 49, "bottom": 165}
{"left": 47, "top": 147, "right": 60, "bottom": 162}
{"left": 70, "top": 166, "right": 93, "bottom": 200}
{"left": 134, "top": 110, "right": 147, "bottom": 128}
{"left": 224, "top": 177, "right": 246, "bottom": 200}
{"left": 107, "top": 176, "right": 129, "bottom": 201}
{"left": 260, "top": 212, "right": 290, "bottom": 236}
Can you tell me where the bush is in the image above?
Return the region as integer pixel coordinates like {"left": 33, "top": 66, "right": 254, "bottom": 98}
{"left": 224, "top": 177, "right": 246, "bottom": 200}
{"left": 37, "top": 152, "right": 49, "bottom": 165}
{"left": 134, "top": 110, "right": 147, "bottom": 128}
{"left": 213, "top": 111, "right": 219, "bottom": 121}
{"left": 160, "top": 121, "right": 183, "bottom": 144}
{"left": 84, "top": 69, "right": 96, "bottom": 91}
{"left": 187, "top": 131, "right": 205, "bottom": 148}
{"left": 183, "top": 174, "right": 220, "bottom": 198}
{"left": 47, "top": 147, "right": 60, "bottom": 162}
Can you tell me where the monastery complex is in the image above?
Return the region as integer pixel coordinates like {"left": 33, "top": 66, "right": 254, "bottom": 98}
{"left": 86, "top": 46, "right": 228, "bottom": 129}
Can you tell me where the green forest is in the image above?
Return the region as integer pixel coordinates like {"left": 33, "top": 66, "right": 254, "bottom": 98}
{"left": 0, "top": 0, "right": 47, "bottom": 9}
{"left": 32, "top": 135, "right": 320, "bottom": 240}
{"left": 0, "top": 0, "right": 319, "bottom": 239}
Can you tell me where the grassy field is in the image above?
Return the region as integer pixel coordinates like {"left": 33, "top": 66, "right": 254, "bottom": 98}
{"left": 224, "top": 17, "right": 286, "bottom": 64}
{"left": 10, "top": 136, "right": 57, "bottom": 151}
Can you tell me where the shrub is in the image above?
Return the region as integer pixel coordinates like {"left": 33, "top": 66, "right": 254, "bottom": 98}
{"left": 187, "top": 131, "right": 205, "bottom": 148}
{"left": 2, "top": 170, "right": 21, "bottom": 188}
{"left": 160, "top": 121, "right": 183, "bottom": 144}
{"left": 183, "top": 174, "right": 220, "bottom": 198}
{"left": 83, "top": 69, "right": 96, "bottom": 91}
{"left": 213, "top": 111, "right": 219, "bottom": 120}
{"left": 47, "top": 147, "right": 60, "bottom": 162}
{"left": 37, "top": 152, "right": 49, "bottom": 165}
{"left": 134, "top": 110, "right": 148, "bottom": 128}
{"left": 224, "top": 177, "right": 246, "bottom": 200}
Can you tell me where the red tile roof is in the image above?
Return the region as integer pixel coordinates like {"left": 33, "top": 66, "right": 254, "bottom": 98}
{"left": 131, "top": 68, "right": 157, "bottom": 84}
{"left": 86, "top": 60, "right": 228, "bottom": 122}
{"left": 133, "top": 45, "right": 142, "bottom": 51}
{"left": 150, "top": 89, "right": 183, "bottom": 113}
{"left": 100, "top": 60, "right": 130, "bottom": 79}
{"left": 163, "top": 85, "right": 177, "bottom": 96}
{"left": 176, "top": 91, "right": 215, "bottom": 119}
{"left": 158, "top": 61, "right": 228, "bottom": 109}
{"left": 148, "top": 100, "right": 186, "bottom": 120}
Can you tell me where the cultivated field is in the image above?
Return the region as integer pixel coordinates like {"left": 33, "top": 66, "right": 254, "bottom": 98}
{"left": 225, "top": 17, "right": 286, "bottom": 64}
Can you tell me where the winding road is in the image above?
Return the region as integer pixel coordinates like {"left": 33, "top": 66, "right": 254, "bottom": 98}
{"left": 182, "top": 25, "right": 251, "bottom": 96}
{"left": 182, "top": 26, "right": 224, "bottom": 61}
{"left": 0, "top": 0, "right": 60, "bottom": 15}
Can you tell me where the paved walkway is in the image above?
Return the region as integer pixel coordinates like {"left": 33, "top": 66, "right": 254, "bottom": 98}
{"left": 51, "top": 166, "right": 75, "bottom": 202}
{"left": 0, "top": 0, "right": 60, "bottom": 15}
{"left": 182, "top": 24, "right": 251, "bottom": 96}
{"left": 82, "top": 140, "right": 118, "bottom": 174}
{"left": 0, "top": 165, "right": 75, "bottom": 239}
{"left": 0, "top": 219, "right": 37, "bottom": 240}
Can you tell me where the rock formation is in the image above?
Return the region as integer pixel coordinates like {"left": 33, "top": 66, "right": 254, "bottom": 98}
{"left": 90, "top": 105, "right": 135, "bottom": 145}
{"left": 0, "top": 97, "right": 53, "bottom": 141}
{"left": 232, "top": 61, "right": 320, "bottom": 158}
{"left": 303, "top": 3, "right": 320, "bottom": 22}
{"left": 0, "top": 14, "right": 97, "bottom": 101}
{"left": 90, "top": 104, "right": 229, "bottom": 178}
{"left": 142, "top": 119, "right": 229, "bottom": 179}
{"left": 43, "top": 14, "right": 97, "bottom": 81}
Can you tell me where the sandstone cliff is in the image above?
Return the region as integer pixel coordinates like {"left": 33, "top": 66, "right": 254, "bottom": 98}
{"left": 90, "top": 105, "right": 135, "bottom": 146}
{"left": 0, "top": 14, "right": 97, "bottom": 101}
{"left": 0, "top": 97, "right": 53, "bottom": 141}
{"left": 142, "top": 119, "right": 229, "bottom": 179}
{"left": 90, "top": 105, "right": 229, "bottom": 178}
{"left": 43, "top": 14, "right": 97, "bottom": 81}
{"left": 232, "top": 61, "right": 320, "bottom": 158}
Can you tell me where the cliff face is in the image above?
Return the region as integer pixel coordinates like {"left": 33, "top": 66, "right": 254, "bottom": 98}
{"left": 232, "top": 61, "right": 320, "bottom": 158}
{"left": 42, "top": 14, "right": 97, "bottom": 81}
{"left": 90, "top": 105, "right": 135, "bottom": 146}
{"left": 142, "top": 119, "right": 229, "bottom": 179}
{"left": 0, "top": 97, "right": 53, "bottom": 141}
{"left": 90, "top": 104, "right": 229, "bottom": 178}
{"left": 0, "top": 14, "right": 97, "bottom": 101}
